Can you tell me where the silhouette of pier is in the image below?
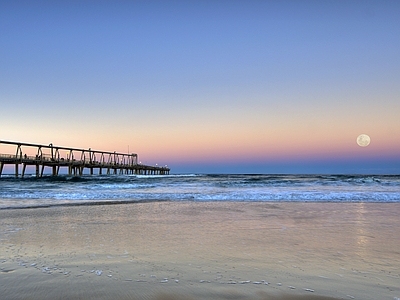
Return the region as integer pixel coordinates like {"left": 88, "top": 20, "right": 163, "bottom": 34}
{"left": 0, "top": 140, "right": 170, "bottom": 178}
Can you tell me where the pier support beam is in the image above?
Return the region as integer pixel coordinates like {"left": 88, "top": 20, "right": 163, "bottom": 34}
{"left": 15, "top": 164, "right": 19, "bottom": 178}
{"left": 22, "top": 164, "right": 27, "bottom": 178}
{"left": 0, "top": 162, "right": 3, "bottom": 177}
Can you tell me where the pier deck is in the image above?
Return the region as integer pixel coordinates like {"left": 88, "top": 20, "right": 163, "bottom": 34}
{"left": 0, "top": 140, "right": 170, "bottom": 177}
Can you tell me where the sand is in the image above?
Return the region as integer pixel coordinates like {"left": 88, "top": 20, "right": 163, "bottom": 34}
{"left": 1, "top": 201, "right": 399, "bottom": 300}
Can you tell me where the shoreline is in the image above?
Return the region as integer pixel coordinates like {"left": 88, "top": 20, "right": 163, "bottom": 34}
{"left": 1, "top": 201, "right": 400, "bottom": 299}
{"left": 2, "top": 198, "right": 400, "bottom": 211}
{"left": 0, "top": 198, "right": 169, "bottom": 210}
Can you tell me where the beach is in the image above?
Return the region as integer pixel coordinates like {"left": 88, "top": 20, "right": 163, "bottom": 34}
{"left": 1, "top": 202, "right": 399, "bottom": 300}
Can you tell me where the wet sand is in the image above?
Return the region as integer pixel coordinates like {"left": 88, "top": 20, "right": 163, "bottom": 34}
{"left": 1, "top": 202, "right": 399, "bottom": 300}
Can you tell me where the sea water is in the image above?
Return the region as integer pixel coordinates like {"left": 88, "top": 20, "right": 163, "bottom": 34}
{"left": 0, "top": 174, "right": 399, "bottom": 209}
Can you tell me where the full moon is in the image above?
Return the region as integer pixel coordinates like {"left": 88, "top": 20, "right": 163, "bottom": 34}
{"left": 357, "top": 134, "right": 371, "bottom": 147}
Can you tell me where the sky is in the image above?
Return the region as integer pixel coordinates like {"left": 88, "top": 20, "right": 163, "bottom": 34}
{"left": 1, "top": 0, "right": 399, "bottom": 174}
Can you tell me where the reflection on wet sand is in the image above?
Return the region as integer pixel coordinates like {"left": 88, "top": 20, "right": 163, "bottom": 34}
{"left": 1, "top": 202, "right": 400, "bottom": 300}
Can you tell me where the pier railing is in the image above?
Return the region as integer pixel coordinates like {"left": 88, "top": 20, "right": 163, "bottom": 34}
{"left": 0, "top": 140, "right": 170, "bottom": 177}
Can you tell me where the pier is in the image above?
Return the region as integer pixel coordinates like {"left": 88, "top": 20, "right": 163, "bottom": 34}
{"left": 0, "top": 140, "right": 170, "bottom": 178}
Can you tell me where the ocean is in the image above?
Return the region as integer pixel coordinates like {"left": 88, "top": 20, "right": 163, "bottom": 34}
{"left": 1, "top": 174, "right": 399, "bottom": 209}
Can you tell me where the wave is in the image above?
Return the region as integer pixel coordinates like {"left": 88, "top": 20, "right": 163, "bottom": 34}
{"left": 1, "top": 174, "right": 399, "bottom": 209}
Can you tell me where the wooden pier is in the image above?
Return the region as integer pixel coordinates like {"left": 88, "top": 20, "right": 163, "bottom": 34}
{"left": 0, "top": 140, "right": 170, "bottom": 178}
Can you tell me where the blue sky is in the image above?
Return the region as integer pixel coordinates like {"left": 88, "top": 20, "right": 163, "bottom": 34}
{"left": 1, "top": 1, "right": 399, "bottom": 174}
